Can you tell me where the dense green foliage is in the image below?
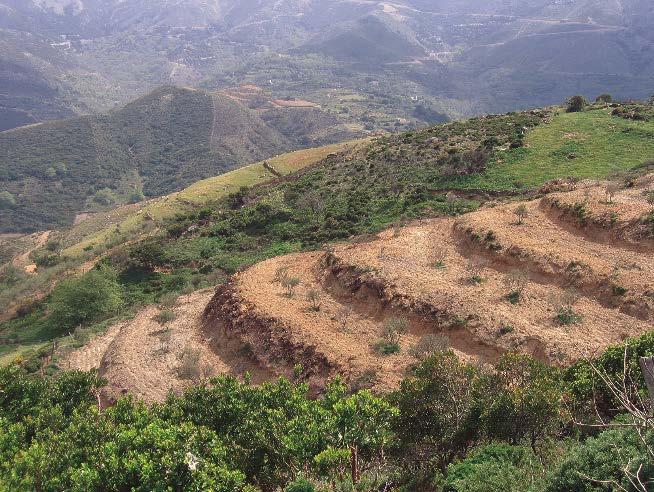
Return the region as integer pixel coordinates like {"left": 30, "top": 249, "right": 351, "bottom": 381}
{"left": 48, "top": 266, "right": 124, "bottom": 334}
{"left": 0, "top": 86, "right": 291, "bottom": 233}
{"left": 2, "top": 337, "right": 654, "bottom": 491}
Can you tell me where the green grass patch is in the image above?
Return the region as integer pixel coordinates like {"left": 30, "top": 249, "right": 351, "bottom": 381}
{"left": 440, "top": 109, "right": 654, "bottom": 190}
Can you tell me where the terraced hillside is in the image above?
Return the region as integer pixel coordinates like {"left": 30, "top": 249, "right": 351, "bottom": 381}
{"left": 200, "top": 177, "right": 653, "bottom": 390}
{"left": 60, "top": 175, "right": 654, "bottom": 398}
{"left": 6, "top": 101, "right": 654, "bottom": 384}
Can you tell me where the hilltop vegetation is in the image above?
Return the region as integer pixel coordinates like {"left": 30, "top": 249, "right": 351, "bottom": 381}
{"left": 0, "top": 86, "right": 362, "bottom": 233}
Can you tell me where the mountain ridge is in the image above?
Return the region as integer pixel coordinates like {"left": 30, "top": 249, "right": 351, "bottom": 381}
{"left": 0, "top": 85, "right": 362, "bottom": 233}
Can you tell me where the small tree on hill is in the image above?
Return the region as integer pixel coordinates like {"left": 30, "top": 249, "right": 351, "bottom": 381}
{"left": 274, "top": 265, "right": 289, "bottom": 284}
{"left": 605, "top": 182, "right": 621, "bottom": 204}
{"left": 337, "top": 306, "right": 353, "bottom": 332}
{"left": 555, "top": 287, "right": 583, "bottom": 326}
{"left": 566, "top": 95, "right": 588, "bottom": 113}
{"left": 375, "top": 316, "right": 409, "bottom": 355}
{"left": 646, "top": 190, "right": 654, "bottom": 211}
{"left": 0, "top": 191, "right": 16, "bottom": 209}
{"left": 307, "top": 288, "right": 321, "bottom": 311}
{"left": 282, "top": 276, "right": 300, "bottom": 297}
{"left": 432, "top": 248, "right": 448, "bottom": 269}
{"left": 514, "top": 204, "right": 529, "bottom": 225}
{"left": 596, "top": 94, "right": 613, "bottom": 104}
{"left": 466, "top": 259, "right": 485, "bottom": 285}
{"left": 49, "top": 266, "right": 124, "bottom": 333}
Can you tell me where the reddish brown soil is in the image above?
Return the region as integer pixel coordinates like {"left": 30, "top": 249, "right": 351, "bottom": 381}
{"left": 203, "top": 180, "right": 653, "bottom": 390}
{"left": 64, "top": 178, "right": 654, "bottom": 397}
{"left": 61, "top": 290, "right": 274, "bottom": 402}
{"left": 540, "top": 175, "right": 654, "bottom": 251}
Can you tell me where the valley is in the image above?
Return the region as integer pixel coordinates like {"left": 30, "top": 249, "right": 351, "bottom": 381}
{"left": 3, "top": 2, "right": 654, "bottom": 489}
{"left": 2, "top": 0, "right": 653, "bottom": 133}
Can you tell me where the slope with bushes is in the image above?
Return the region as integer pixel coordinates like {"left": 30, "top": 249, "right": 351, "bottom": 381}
{"left": 0, "top": 85, "right": 362, "bottom": 233}
{"left": 2, "top": 98, "right": 654, "bottom": 491}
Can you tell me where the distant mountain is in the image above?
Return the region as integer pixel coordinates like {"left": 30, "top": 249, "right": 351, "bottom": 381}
{"left": 0, "top": 0, "right": 653, "bottom": 132}
{"left": 0, "top": 85, "right": 361, "bottom": 232}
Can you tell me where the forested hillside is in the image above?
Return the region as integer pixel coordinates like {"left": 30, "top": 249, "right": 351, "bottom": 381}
{"left": 0, "top": 86, "right": 360, "bottom": 233}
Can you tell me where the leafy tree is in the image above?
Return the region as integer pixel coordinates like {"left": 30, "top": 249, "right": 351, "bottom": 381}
{"left": 479, "top": 354, "right": 563, "bottom": 449}
{"left": 285, "top": 477, "right": 316, "bottom": 492}
{"left": 129, "top": 240, "right": 167, "bottom": 270}
{"left": 546, "top": 428, "right": 653, "bottom": 492}
{"left": 1, "top": 401, "right": 249, "bottom": 491}
{"left": 324, "top": 382, "right": 397, "bottom": 483}
{"left": 93, "top": 187, "right": 116, "bottom": 206}
{"left": 392, "top": 353, "right": 482, "bottom": 471}
{"left": 49, "top": 266, "right": 124, "bottom": 333}
{"left": 129, "top": 191, "right": 145, "bottom": 204}
{"left": 566, "top": 95, "right": 588, "bottom": 113}
{"left": 565, "top": 332, "right": 654, "bottom": 421}
{"left": 444, "top": 444, "right": 541, "bottom": 492}
{"left": 595, "top": 94, "right": 613, "bottom": 104}
{"left": 0, "top": 264, "right": 24, "bottom": 287}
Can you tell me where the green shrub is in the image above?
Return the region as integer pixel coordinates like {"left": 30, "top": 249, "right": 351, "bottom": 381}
{"left": 546, "top": 428, "right": 653, "bottom": 492}
{"left": 48, "top": 266, "right": 124, "bottom": 333}
{"left": 0, "top": 191, "right": 16, "bottom": 209}
{"left": 444, "top": 444, "right": 540, "bottom": 492}
{"left": 566, "top": 95, "right": 588, "bottom": 113}
{"left": 555, "top": 306, "right": 583, "bottom": 325}
{"left": 285, "top": 477, "right": 315, "bottom": 492}
{"left": 374, "top": 340, "right": 401, "bottom": 355}
{"left": 409, "top": 334, "right": 450, "bottom": 360}
{"left": 153, "top": 310, "right": 176, "bottom": 325}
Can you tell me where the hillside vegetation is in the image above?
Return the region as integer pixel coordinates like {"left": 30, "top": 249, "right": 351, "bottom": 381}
{"left": 0, "top": 86, "right": 362, "bottom": 233}
{"left": 2, "top": 97, "right": 654, "bottom": 490}
{"left": 2, "top": 98, "right": 653, "bottom": 368}
{"left": 0, "top": 139, "right": 362, "bottom": 365}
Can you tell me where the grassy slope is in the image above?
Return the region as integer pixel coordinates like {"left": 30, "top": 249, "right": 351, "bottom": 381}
{"left": 443, "top": 108, "right": 654, "bottom": 189}
{"left": 0, "top": 141, "right": 359, "bottom": 365}
{"left": 63, "top": 140, "right": 361, "bottom": 257}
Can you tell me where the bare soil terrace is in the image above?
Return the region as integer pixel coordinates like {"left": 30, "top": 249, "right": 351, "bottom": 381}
{"left": 63, "top": 178, "right": 654, "bottom": 397}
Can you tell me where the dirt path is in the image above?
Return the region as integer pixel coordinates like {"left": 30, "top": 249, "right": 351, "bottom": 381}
{"left": 12, "top": 230, "right": 50, "bottom": 272}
